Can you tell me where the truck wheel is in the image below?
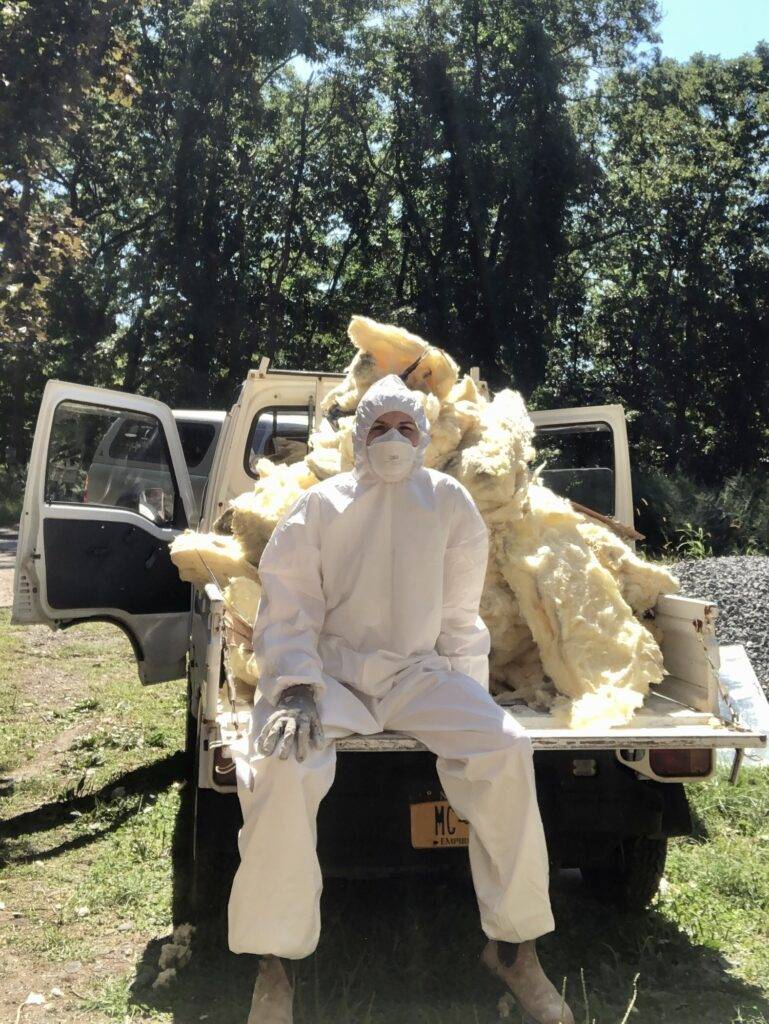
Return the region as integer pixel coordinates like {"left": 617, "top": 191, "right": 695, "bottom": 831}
{"left": 580, "top": 836, "right": 667, "bottom": 910}
{"left": 188, "top": 709, "right": 240, "bottom": 924}
{"left": 190, "top": 787, "right": 240, "bottom": 932}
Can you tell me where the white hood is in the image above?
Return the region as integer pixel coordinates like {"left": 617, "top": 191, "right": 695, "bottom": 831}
{"left": 351, "top": 374, "right": 430, "bottom": 483}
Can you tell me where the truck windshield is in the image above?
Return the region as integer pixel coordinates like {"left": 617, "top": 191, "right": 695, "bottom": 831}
{"left": 243, "top": 409, "right": 616, "bottom": 515}
{"left": 534, "top": 422, "right": 615, "bottom": 517}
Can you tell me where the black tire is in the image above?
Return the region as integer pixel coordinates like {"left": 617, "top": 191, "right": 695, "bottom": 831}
{"left": 187, "top": 699, "right": 241, "bottom": 929}
{"left": 189, "top": 788, "right": 240, "bottom": 932}
{"left": 580, "top": 836, "right": 667, "bottom": 910}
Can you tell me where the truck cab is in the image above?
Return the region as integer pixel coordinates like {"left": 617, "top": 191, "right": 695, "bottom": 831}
{"left": 12, "top": 367, "right": 768, "bottom": 907}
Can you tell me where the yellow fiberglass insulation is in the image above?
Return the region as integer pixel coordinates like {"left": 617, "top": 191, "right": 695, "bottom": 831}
{"left": 221, "top": 577, "right": 262, "bottom": 686}
{"left": 223, "top": 576, "right": 262, "bottom": 626}
{"left": 321, "top": 315, "right": 460, "bottom": 413}
{"left": 169, "top": 532, "right": 258, "bottom": 587}
{"left": 170, "top": 314, "right": 679, "bottom": 723}
{"left": 496, "top": 484, "right": 668, "bottom": 727}
{"left": 229, "top": 459, "right": 318, "bottom": 564}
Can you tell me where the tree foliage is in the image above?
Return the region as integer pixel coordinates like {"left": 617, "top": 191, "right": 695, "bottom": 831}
{"left": 1, "top": 0, "right": 768, "bottom": 496}
{"left": 545, "top": 48, "right": 769, "bottom": 482}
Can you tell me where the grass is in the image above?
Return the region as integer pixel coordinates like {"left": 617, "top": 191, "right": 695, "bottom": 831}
{"left": 1, "top": 609, "right": 768, "bottom": 1022}
{"left": 662, "top": 771, "right": 769, "bottom": 986}
{"left": 0, "top": 613, "right": 186, "bottom": 1021}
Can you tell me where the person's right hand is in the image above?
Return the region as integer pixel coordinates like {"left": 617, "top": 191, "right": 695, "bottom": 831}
{"left": 256, "top": 685, "right": 325, "bottom": 762}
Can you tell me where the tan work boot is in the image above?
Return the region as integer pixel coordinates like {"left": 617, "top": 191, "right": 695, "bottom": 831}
{"left": 246, "top": 955, "right": 293, "bottom": 1024}
{"left": 481, "top": 939, "right": 574, "bottom": 1024}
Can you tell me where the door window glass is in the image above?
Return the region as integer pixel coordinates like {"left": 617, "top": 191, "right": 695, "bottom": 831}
{"left": 45, "top": 401, "right": 178, "bottom": 525}
{"left": 108, "top": 418, "right": 164, "bottom": 463}
{"left": 534, "top": 422, "right": 615, "bottom": 516}
{"left": 246, "top": 407, "right": 310, "bottom": 477}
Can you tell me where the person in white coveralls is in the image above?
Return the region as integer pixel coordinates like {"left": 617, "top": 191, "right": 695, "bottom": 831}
{"left": 227, "top": 374, "right": 574, "bottom": 1024}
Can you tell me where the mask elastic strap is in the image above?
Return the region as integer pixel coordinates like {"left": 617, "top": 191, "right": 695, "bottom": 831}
{"left": 399, "top": 353, "right": 425, "bottom": 382}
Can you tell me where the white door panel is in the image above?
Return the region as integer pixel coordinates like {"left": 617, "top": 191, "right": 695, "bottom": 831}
{"left": 13, "top": 380, "right": 196, "bottom": 683}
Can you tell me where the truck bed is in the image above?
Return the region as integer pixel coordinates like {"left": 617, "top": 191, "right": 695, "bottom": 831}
{"left": 205, "top": 589, "right": 767, "bottom": 781}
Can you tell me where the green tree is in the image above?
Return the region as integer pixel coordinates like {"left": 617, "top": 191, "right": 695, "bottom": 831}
{"left": 330, "top": 0, "right": 659, "bottom": 391}
{"left": 1, "top": 0, "right": 376, "bottom": 453}
{"left": 0, "top": 0, "right": 140, "bottom": 455}
{"left": 546, "top": 49, "right": 769, "bottom": 483}
{"left": 27, "top": 0, "right": 769, "bottom": 496}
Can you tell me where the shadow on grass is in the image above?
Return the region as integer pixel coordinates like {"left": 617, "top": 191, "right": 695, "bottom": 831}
{"left": 0, "top": 751, "right": 186, "bottom": 866}
{"left": 688, "top": 801, "right": 710, "bottom": 843}
{"left": 127, "top": 779, "right": 769, "bottom": 1024}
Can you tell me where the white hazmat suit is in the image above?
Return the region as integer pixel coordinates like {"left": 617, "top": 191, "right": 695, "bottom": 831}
{"left": 227, "top": 375, "right": 555, "bottom": 959}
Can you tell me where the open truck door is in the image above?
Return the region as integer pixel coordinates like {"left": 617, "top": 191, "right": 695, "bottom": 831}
{"left": 12, "top": 381, "right": 197, "bottom": 683}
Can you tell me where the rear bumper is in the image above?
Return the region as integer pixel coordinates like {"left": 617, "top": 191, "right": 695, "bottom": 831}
{"left": 314, "top": 749, "right": 691, "bottom": 878}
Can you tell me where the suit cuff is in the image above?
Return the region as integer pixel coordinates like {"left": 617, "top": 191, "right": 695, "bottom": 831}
{"left": 257, "top": 672, "right": 326, "bottom": 707}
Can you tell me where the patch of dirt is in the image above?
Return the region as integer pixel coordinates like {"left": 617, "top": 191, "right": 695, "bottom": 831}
{"left": 0, "top": 872, "right": 177, "bottom": 1023}
{"left": 10, "top": 640, "right": 86, "bottom": 708}
{"left": 0, "top": 924, "right": 153, "bottom": 1024}
{"left": 0, "top": 572, "right": 12, "bottom": 608}
{"left": 12, "top": 721, "right": 95, "bottom": 783}
{"left": 7, "top": 621, "right": 126, "bottom": 707}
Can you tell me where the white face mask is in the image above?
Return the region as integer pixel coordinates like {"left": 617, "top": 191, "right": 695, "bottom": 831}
{"left": 367, "top": 428, "right": 418, "bottom": 482}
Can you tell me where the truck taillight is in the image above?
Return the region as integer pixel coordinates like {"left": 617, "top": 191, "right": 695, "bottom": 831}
{"left": 648, "top": 748, "right": 712, "bottom": 778}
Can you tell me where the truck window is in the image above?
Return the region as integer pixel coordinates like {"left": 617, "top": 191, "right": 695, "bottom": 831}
{"left": 177, "top": 421, "right": 216, "bottom": 469}
{"left": 534, "top": 422, "right": 615, "bottom": 517}
{"left": 245, "top": 407, "right": 310, "bottom": 477}
{"left": 45, "top": 400, "right": 179, "bottom": 525}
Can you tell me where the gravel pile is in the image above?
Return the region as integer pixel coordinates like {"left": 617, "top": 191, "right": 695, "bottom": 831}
{"left": 670, "top": 555, "right": 769, "bottom": 695}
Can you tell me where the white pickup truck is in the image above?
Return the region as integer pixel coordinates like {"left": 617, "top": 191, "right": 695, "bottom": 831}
{"left": 12, "top": 365, "right": 768, "bottom": 909}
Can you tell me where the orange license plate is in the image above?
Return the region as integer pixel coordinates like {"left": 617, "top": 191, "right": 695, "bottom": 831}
{"left": 410, "top": 800, "right": 469, "bottom": 849}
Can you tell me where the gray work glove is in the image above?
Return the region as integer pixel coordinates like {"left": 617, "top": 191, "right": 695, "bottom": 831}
{"left": 257, "top": 684, "right": 325, "bottom": 762}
